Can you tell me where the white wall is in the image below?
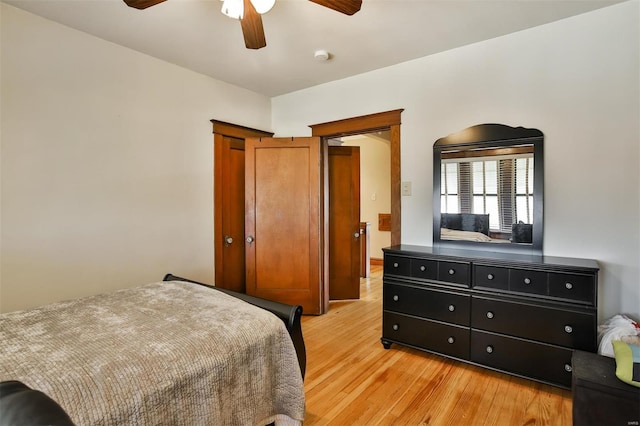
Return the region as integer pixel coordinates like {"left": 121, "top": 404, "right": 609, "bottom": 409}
{"left": 272, "top": 1, "right": 640, "bottom": 321}
{"left": 0, "top": 4, "right": 272, "bottom": 312}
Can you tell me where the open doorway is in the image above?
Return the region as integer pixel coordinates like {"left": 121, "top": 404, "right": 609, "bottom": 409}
{"left": 311, "top": 109, "right": 402, "bottom": 302}
{"left": 335, "top": 131, "right": 391, "bottom": 268}
{"left": 309, "top": 109, "right": 403, "bottom": 247}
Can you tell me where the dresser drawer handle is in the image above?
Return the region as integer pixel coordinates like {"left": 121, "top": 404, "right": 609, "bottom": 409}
{"left": 564, "top": 325, "right": 573, "bottom": 334}
{"left": 524, "top": 278, "right": 531, "bottom": 285}
{"left": 393, "top": 262, "right": 399, "bottom": 268}
{"left": 486, "top": 311, "right": 494, "bottom": 319}
{"left": 392, "top": 324, "right": 399, "bottom": 331}
{"left": 447, "top": 337, "right": 455, "bottom": 344}
{"left": 486, "top": 345, "right": 494, "bottom": 354}
{"left": 392, "top": 295, "right": 399, "bottom": 302}
{"left": 565, "top": 364, "right": 573, "bottom": 373}
{"left": 487, "top": 274, "right": 494, "bottom": 280}
{"left": 448, "top": 269, "right": 455, "bottom": 275}
{"left": 565, "top": 282, "right": 573, "bottom": 290}
{"left": 448, "top": 305, "right": 455, "bottom": 312}
{"left": 420, "top": 265, "right": 426, "bottom": 272}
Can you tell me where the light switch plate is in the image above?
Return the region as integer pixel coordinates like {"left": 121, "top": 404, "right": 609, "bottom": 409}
{"left": 401, "top": 181, "right": 412, "bottom": 196}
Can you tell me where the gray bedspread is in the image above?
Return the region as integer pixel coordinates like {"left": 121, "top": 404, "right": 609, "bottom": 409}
{"left": 0, "top": 281, "right": 305, "bottom": 425}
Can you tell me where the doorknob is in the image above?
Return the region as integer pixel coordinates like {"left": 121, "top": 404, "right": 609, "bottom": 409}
{"left": 246, "top": 235, "right": 255, "bottom": 246}
{"left": 354, "top": 231, "right": 360, "bottom": 239}
{"left": 224, "top": 236, "right": 233, "bottom": 246}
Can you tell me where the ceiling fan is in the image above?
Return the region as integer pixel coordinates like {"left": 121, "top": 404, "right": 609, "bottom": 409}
{"left": 123, "top": 0, "right": 362, "bottom": 50}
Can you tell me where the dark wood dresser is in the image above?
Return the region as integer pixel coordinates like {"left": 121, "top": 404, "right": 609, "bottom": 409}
{"left": 381, "top": 245, "right": 599, "bottom": 389}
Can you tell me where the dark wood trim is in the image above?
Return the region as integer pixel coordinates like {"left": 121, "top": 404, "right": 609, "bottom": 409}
{"left": 309, "top": 109, "right": 403, "bottom": 138}
{"left": 389, "top": 123, "right": 401, "bottom": 246}
{"left": 309, "top": 109, "right": 403, "bottom": 246}
{"left": 211, "top": 119, "right": 273, "bottom": 139}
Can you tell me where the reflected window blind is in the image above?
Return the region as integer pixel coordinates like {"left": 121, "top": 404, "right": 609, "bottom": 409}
{"left": 499, "top": 159, "right": 514, "bottom": 233}
{"left": 472, "top": 160, "right": 499, "bottom": 229}
{"left": 515, "top": 157, "right": 534, "bottom": 224}
{"left": 458, "top": 162, "right": 471, "bottom": 213}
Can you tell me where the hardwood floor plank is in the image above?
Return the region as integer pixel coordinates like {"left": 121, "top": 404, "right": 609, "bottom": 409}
{"left": 301, "top": 265, "right": 572, "bottom": 425}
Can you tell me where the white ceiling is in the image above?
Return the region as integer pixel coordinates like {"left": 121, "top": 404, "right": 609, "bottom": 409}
{"left": 3, "top": 0, "right": 624, "bottom": 97}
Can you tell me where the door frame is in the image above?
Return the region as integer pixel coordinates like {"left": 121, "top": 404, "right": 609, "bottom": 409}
{"left": 309, "top": 109, "right": 403, "bottom": 246}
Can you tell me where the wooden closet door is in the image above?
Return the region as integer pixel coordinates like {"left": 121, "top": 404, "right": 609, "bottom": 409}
{"left": 214, "top": 135, "right": 245, "bottom": 292}
{"left": 245, "top": 137, "right": 328, "bottom": 315}
{"left": 212, "top": 120, "right": 272, "bottom": 293}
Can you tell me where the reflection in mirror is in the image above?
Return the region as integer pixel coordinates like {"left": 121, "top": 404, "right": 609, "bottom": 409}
{"left": 433, "top": 124, "right": 543, "bottom": 254}
{"left": 441, "top": 145, "right": 534, "bottom": 243}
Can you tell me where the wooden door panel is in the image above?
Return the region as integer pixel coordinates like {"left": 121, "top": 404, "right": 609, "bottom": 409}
{"left": 214, "top": 135, "right": 246, "bottom": 292}
{"left": 213, "top": 121, "right": 272, "bottom": 293}
{"left": 255, "top": 147, "right": 311, "bottom": 290}
{"left": 329, "top": 146, "right": 361, "bottom": 300}
{"left": 245, "top": 137, "right": 326, "bottom": 314}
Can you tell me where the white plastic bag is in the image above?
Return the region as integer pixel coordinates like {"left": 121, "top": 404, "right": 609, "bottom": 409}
{"left": 597, "top": 314, "right": 640, "bottom": 357}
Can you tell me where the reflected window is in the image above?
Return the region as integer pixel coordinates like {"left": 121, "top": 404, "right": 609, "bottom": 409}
{"left": 441, "top": 162, "right": 459, "bottom": 213}
{"left": 441, "top": 153, "right": 534, "bottom": 234}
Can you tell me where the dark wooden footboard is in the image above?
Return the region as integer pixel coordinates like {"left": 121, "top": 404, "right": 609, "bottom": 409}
{"left": 163, "top": 274, "right": 306, "bottom": 379}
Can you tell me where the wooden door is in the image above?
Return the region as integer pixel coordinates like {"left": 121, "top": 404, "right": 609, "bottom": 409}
{"left": 214, "top": 135, "right": 246, "bottom": 292}
{"left": 245, "top": 137, "right": 328, "bottom": 315}
{"left": 213, "top": 120, "right": 272, "bottom": 292}
{"left": 328, "top": 146, "right": 361, "bottom": 300}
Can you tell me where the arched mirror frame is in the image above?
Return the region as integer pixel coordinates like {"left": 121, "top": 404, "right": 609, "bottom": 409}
{"left": 433, "top": 124, "right": 544, "bottom": 255}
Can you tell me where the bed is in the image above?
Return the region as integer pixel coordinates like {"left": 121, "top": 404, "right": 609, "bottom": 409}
{"left": 440, "top": 212, "right": 500, "bottom": 243}
{"left": 0, "top": 274, "right": 306, "bottom": 425}
{"left": 440, "top": 213, "right": 529, "bottom": 244}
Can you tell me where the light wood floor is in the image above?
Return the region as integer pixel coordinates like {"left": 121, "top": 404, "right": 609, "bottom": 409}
{"left": 301, "top": 265, "right": 572, "bottom": 425}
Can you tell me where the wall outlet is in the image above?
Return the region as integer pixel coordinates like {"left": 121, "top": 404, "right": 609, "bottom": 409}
{"left": 401, "top": 181, "right": 412, "bottom": 196}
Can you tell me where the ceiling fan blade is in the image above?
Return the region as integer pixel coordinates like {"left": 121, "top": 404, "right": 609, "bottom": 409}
{"left": 240, "top": 0, "right": 267, "bottom": 49}
{"left": 308, "top": 0, "right": 362, "bottom": 15}
{"left": 123, "top": 0, "right": 167, "bottom": 10}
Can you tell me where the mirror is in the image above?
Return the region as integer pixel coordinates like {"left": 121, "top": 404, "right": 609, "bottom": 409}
{"left": 433, "top": 124, "right": 543, "bottom": 254}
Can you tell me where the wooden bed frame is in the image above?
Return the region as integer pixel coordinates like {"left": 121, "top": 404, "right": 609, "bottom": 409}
{"left": 163, "top": 273, "right": 306, "bottom": 378}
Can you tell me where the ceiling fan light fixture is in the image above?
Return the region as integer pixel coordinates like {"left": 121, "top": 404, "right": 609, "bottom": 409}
{"left": 250, "top": 0, "right": 275, "bottom": 14}
{"left": 221, "top": 0, "right": 243, "bottom": 19}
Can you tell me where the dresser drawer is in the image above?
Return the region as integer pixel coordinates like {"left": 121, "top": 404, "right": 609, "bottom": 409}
{"left": 383, "top": 312, "right": 470, "bottom": 360}
{"left": 471, "top": 296, "right": 596, "bottom": 350}
{"left": 548, "top": 272, "right": 595, "bottom": 304}
{"left": 471, "top": 330, "right": 573, "bottom": 388}
{"left": 410, "top": 258, "right": 438, "bottom": 280}
{"left": 474, "top": 265, "right": 509, "bottom": 290}
{"left": 384, "top": 283, "right": 470, "bottom": 325}
{"left": 384, "top": 255, "right": 411, "bottom": 277}
{"left": 437, "top": 261, "right": 470, "bottom": 286}
{"left": 509, "top": 269, "right": 547, "bottom": 295}
{"left": 474, "top": 264, "right": 597, "bottom": 305}
{"left": 385, "top": 254, "right": 470, "bottom": 286}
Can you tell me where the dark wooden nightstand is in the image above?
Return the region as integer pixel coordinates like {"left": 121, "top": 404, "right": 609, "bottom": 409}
{"left": 572, "top": 350, "right": 640, "bottom": 426}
